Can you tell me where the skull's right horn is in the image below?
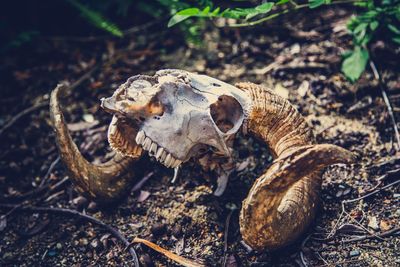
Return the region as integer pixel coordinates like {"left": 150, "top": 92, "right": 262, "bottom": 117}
{"left": 50, "top": 84, "right": 143, "bottom": 202}
{"left": 236, "top": 82, "right": 355, "bottom": 250}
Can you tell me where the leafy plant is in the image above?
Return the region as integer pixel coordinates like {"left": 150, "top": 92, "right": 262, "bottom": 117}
{"left": 67, "top": 0, "right": 124, "bottom": 37}
{"left": 341, "top": 0, "right": 400, "bottom": 82}
{"left": 167, "top": 0, "right": 400, "bottom": 82}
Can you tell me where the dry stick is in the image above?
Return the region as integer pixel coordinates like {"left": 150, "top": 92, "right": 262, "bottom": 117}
{"left": 343, "top": 179, "right": 400, "bottom": 205}
{"left": 340, "top": 226, "right": 400, "bottom": 244}
{"left": 0, "top": 204, "right": 139, "bottom": 266}
{"left": 39, "top": 156, "right": 61, "bottom": 187}
{"left": 222, "top": 209, "right": 234, "bottom": 267}
{"left": 327, "top": 170, "right": 400, "bottom": 238}
{"left": 0, "top": 64, "right": 99, "bottom": 137}
{"left": 369, "top": 60, "right": 400, "bottom": 151}
{"left": 132, "top": 237, "right": 205, "bottom": 267}
{"left": 300, "top": 234, "right": 311, "bottom": 267}
{"left": 0, "top": 101, "right": 48, "bottom": 136}
{"left": 327, "top": 179, "right": 400, "bottom": 244}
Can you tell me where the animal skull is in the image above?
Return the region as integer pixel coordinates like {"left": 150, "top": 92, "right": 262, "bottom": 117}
{"left": 50, "top": 69, "right": 354, "bottom": 251}
{"left": 100, "top": 69, "right": 252, "bottom": 168}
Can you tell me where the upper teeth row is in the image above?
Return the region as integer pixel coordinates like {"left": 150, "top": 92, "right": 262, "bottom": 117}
{"left": 135, "top": 130, "right": 182, "bottom": 168}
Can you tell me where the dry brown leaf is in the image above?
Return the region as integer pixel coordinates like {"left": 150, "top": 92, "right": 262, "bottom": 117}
{"left": 132, "top": 237, "right": 205, "bottom": 267}
{"left": 380, "top": 219, "right": 393, "bottom": 231}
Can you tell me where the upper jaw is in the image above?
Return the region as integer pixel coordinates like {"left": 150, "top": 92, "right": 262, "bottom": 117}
{"left": 134, "top": 129, "right": 182, "bottom": 169}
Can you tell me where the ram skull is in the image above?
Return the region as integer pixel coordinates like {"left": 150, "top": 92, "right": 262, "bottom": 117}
{"left": 50, "top": 69, "right": 354, "bottom": 250}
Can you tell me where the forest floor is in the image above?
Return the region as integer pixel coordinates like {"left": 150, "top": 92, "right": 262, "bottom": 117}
{"left": 1, "top": 6, "right": 400, "bottom": 267}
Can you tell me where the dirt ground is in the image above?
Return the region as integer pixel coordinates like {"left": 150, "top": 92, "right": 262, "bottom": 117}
{"left": 1, "top": 6, "right": 400, "bottom": 267}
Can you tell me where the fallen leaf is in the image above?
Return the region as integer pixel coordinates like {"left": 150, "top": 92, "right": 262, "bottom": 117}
{"left": 380, "top": 219, "right": 393, "bottom": 231}
{"left": 367, "top": 216, "right": 379, "bottom": 231}
{"left": 274, "top": 83, "right": 289, "bottom": 99}
{"left": 137, "top": 190, "right": 151, "bottom": 202}
{"left": 0, "top": 216, "right": 7, "bottom": 231}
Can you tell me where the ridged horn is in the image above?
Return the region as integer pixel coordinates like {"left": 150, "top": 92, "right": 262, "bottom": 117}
{"left": 49, "top": 84, "right": 142, "bottom": 202}
{"left": 236, "top": 82, "right": 354, "bottom": 250}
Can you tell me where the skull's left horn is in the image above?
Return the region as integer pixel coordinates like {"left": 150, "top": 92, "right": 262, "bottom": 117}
{"left": 236, "top": 82, "right": 355, "bottom": 250}
{"left": 50, "top": 84, "right": 142, "bottom": 202}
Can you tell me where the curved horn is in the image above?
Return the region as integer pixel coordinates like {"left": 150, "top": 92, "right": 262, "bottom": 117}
{"left": 50, "top": 84, "right": 142, "bottom": 202}
{"left": 236, "top": 82, "right": 355, "bottom": 250}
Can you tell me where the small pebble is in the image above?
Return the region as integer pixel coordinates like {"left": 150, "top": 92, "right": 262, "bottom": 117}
{"left": 79, "top": 237, "right": 89, "bottom": 246}
{"left": 90, "top": 239, "right": 100, "bottom": 249}
{"left": 349, "top": 250, "right": 360, "bottom": 257}
{"left": 56, "top": 243, "right": 62, "bottom": 250}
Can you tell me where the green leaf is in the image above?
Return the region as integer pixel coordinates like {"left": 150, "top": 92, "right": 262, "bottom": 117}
{"left": 393, "top": 36, "right": 400, "bottom": 44}
{"left": 255, "top": 2, "right": 274, "bottom": 12}
{"left": 168, "top": 8, "right": 200, "bottom": 27}
{"left": 211, "top": 7, "right": 220, "bottom": 16}
{"left": 369, "top": 20, "right": 379, "bottom": 31}
{"left": 201, "top": 6, "right": 210, "bottom": 15}
{"left": 388, "top": 23, "right": 400, "bottom": 34}
{"left": 67, "top": 0, "right": 123, "bottom": 37}
{"left": 176, "top": 8, "right": 201, "bottom": 16}
{"left": 309, "top": 0, "right": 325, "bottom": 9}
{"left": 168, "top": 14, "right": 191, "bottom": 27}
{"left": 245, "top": 2, "right": 274, "bottom": 20}
{"left": 276, "top": 0, "right": 290, "bottom": 5}
{"left": 341, "top": 47, "right": 369, "bottom": 83}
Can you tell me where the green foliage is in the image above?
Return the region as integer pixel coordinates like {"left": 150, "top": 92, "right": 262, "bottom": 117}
{"left": 167, "top": 0, "right": 400, "bottom": 83}
{"left": 308, "top": 0, "right": 331, "bottom": 9}
{"left": 67, "top": 0, "right": 124, "bottom": 37}
{"left": 341, "top": 0, "right": 400, "bottom": 82}
{"left": 168, "top": 2, "right": 276, "bottom": 27}
{"left": 341, "top": 46, "right": 369, "bottom": 83}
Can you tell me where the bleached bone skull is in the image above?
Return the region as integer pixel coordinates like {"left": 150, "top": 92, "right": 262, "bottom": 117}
{"left": 100, "top": 69, "right": 252, "bottom": 168}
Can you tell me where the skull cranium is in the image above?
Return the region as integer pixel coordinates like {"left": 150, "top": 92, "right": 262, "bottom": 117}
{"left": 100, "top": 69, "right": 252, "bottom": 168}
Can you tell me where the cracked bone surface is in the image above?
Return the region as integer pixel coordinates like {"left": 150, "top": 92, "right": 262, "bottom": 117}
{"left": 50, "top": 69, "right": 354, "bottom": 250}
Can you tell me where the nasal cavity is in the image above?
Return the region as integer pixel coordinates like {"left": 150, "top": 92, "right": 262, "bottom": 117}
{"left": 210, "top": 95, "right": 243, "bottom": 133}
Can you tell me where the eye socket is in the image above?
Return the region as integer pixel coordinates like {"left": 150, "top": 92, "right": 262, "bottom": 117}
{"left": 147, "top": 98, "right": 164, "bottom": 117}
{"left": 210, "top": 95, "right": 243, "bottom": 133}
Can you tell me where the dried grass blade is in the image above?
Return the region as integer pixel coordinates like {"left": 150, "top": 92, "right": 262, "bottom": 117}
{"left": 133, "top": 237, "right": 205, "bottom": 267}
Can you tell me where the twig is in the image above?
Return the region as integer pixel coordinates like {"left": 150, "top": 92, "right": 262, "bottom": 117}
{"left": 131, "top": 172, "right": 154, "bottom": 192}
{"left": 132, "top": 237, "right": 205, "bottom": 267}
{"left": 369, "top": 60, "right": 400, "bottom": 151}
{"left": 0, "top": 63, "right": 99, "bottom": 137}
{"left": 39, "top": 156, "right": 60, "bottom": 187}
{"left": 300, "top": 234, "right": 311, "bottom": 267}
{"left": 1, "top": 176, "right": 69, "bottom": 202}
{"left": 343, "top": 179, "right": 400, "bottom": 204}
{"left": 222, "top": 209, "right": 234, "bottom": 267}
{"left": 0, "top": 101, "right": 48, "bottom": 136}
{"left": 339, "top": 226, "right": 400, "bottom": 244}
{"left": 0, "top": 204, "right": 139, "bottom": 266}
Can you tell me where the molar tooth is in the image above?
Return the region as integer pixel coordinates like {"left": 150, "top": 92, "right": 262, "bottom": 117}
{"left": 143, "top": 137, "right": 152, "bottom": 151}
{"left": 164, "top": 154, "right": 172, "bottom": 168}
{"left": 149, "top": 143, "right": 158, "bottom": 156}
{"left": 160, "top": 150, "right": 167, "bottom": 163}
{"left": 156, "top": 147, "right": 164, "bottom": 160}
{"left": 135, "top": 130, "right": 145, "bottom": 145}
{"left": 172, "top": 159, "right": 182, "bottom": 168}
